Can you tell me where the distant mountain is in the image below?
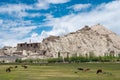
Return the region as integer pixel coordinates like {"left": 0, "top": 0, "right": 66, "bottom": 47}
{"left": 41, "top": 24, "right": 120, "bottom": 58}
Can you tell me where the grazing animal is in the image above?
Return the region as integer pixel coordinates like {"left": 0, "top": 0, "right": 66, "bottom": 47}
{"left": 6, "top": 68, "right": 11, "bottom": 72}
{"left": 77, "top": 68, "right": 84, "bottom": 71}
{"left": 22, "top": 65, "right": 28, "bottom": 69}
{"left": 84, "top": 68, "right": 90, "bottom": 71}
{"left": 96, "top": 69, "right": 102, "bottom": 74}
{"left": 15, "top": 66, "right": 18, "bottom": 68}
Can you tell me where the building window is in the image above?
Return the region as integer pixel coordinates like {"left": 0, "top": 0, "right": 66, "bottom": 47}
{"left": 27, "top": 44, "right": 29, "bottom": 47}
{"left": 20, "top": 44, "right": 22, "bottom": 47}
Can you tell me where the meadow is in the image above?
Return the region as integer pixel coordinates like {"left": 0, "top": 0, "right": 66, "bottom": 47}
{"left": 0, "top": 63, "right": 120, "bottom": 80}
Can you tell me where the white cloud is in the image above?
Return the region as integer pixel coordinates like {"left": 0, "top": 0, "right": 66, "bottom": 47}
{"left": 40, "top": 0, "right": 120, "bottom": 39}
{"left": 0, "top": 0, "right": 70, "bottom": 18}
{"left": 0, "top": 26, "right": 37, "bottom": 41}
{"left": 0, "top": 0, "right": 72, "bottom": 47}
{"left": 0, "top": 19, "right": 3, "bottom": 25}
{"left": 46, "top": 0, "right": 70, "bottom": 4}
{"left": 68, "top": 3, "right": 91, "bottom": 11}
{"left": 0, "top": 4, "right": 32, "bottom": 12}
{"left": 35, "top": 0, "right": 70, "bottom": 9}
{"left": 0, "top": 3, "right": 41, "bottom": 18}
{"left": 1, "top": 39, "right": 21, "bottom": 47}
{"left": 0, "top": 4, "right": 32, "bottom": 18}
{"left": 30, "top": 32, "right": 40, "bottom": 42}
{"left": 35, "top": 0, "right": 49, "bottom": 10}
{"left": 0, "top": 32, "right": 42, "bottom": 47}
{"left": 28, "top": 13, "right": 41, "bottom": 17}
{"left": 0, "top": 20, "right": 32, "bottom": 30}
{"left": 0, "top": 26, "right": 38, "bottom": 47}
{"left": 31, "top": 32, "right": 39, "bottom": 38}
{"left": 0, "top": 0, "right": 120, "bottom": 47}
{"left": 10, "top": 26, "right": 37, "bottom": 36}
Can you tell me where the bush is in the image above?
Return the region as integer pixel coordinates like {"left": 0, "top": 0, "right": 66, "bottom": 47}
{"left": 68, "top": 56, "right": 89, "bottom": 63}
{"left": 15, "top": 54, "right": 120, "bottom": 64}
{"left": 15, "top": 59, "right": 22, "bottom": 63}
{"left": 47, "top": 57, "right": 63, "bottom": 63}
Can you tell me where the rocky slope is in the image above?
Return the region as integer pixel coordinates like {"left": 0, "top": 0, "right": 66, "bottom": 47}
{"left": 41, "top": 24, "right": 120, "bottom": 58}
{"left": 0, "top": 24, "right": 120, "bottom": 61}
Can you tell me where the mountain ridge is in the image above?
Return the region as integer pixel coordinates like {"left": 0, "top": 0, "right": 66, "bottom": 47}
{"left": 0, "top": 24, "right": 120, "bottom": 62}
{"left": 41, "top": 24, "right": 120, "bottom": 58}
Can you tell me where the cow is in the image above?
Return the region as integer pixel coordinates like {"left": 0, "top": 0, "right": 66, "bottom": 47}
{"left": 22, "top": 65, "right": 28, "bottom": 69}
{"left": 15, "top": 66, "right": 18, "bottom": 68}
{"left": 96, "top": 69, "right": 102, "bottom": 74}
{"left": 77, "top": 68, "right": 84, "bottom": 71}
{"left": 6, "top": 68, "right": 11, "bottom": 72}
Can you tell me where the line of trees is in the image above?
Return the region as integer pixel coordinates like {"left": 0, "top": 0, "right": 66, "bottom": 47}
{"left": 15, "top": 55, "right": 120, "bottom": 64}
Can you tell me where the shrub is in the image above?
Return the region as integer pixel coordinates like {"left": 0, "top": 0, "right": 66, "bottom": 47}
{"left": 47, "top": 57, "right": 63, "bottom": 63}
{"left": 15, "top": 59, "right": 22, "bottom": 63}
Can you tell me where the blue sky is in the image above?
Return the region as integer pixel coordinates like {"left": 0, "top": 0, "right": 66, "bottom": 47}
{"left": 0, "top": 0, "right": 120, "bottom": 47}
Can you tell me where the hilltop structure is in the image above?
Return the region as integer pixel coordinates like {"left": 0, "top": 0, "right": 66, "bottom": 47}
{"left": 17, "top": 42, "right": 41, "bottom": 53}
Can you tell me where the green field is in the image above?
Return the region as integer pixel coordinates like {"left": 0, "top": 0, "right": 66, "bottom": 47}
{"left": 0, "top": 63, "right": 120, "bottom": 80}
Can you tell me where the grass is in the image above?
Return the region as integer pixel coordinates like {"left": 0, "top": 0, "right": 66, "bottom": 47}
{"left": 0, "top": 62, "right": 120, "bottom": 80}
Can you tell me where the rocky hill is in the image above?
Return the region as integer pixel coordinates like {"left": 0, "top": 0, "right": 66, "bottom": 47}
{"left": 0, "top": 24, "right": 120, "bottom": 62}
{"left": 41, "top": 24, "right": 120, "bottom": 58}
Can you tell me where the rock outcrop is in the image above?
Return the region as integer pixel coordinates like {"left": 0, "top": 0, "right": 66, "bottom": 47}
{"left": 41, "top": 24, "right": 120, "bottom": 58}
